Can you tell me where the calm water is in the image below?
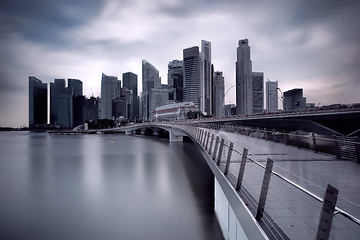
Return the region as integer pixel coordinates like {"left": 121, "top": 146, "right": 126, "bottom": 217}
{"left": 0, "top": 132, "right": 223, "bottom": 240}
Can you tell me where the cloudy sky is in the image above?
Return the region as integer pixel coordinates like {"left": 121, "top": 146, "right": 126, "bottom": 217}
{"left": 1, "top": 0, "right": 359, "bottom": 127}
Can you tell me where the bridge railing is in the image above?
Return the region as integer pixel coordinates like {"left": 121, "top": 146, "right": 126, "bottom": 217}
{"left": 169, "top": 123, "right": 360, "bottom": 240}
{"left": 187, "top": 122, "right": 360, "bottom": 163}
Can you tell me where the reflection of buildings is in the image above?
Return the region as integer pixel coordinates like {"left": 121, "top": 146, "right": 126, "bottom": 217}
{"left": 283, "top": 88, "right": 306, "bottom": 110}
{"left": 29, "top": 76, "right": 47, "bottom": 128}
{"left": 154, "top": 102, "right": 197, "bottom": 121}
{"left": 266, "top": 80, "right": 278, "bottom": 112}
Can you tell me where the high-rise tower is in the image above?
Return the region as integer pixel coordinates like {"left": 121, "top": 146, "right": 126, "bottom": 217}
{"left": 142, "top": 60, "right": 161, "bottom": 121}
{"left": 201, "top": 40, "right": 212, "bottom": 115}
{"left": 236, "top": 39, "right": 253, "bottom": 115}
{"left": 101, "top": 73, "right": 119, "bottom": 119}
{"left": 168, "top": 60, "right": 184, "bottom": 102}
{"left": 183, "top": 46, "right": 200, "bottom": 108}
{"left": 266, "top": 80, "right": 278, "bottom": 112}
{"left": 123, "top": 72, "right": 138, "bottom": 121}
{"left": 50, "top": 79, "right": 65, "bottom": 124}
{"left": 29, "top": 76, "right": 47, "bottom": 128}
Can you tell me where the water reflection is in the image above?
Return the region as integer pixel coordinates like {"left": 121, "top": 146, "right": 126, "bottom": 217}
{"left": 0, "top": 132, "right": 223, "bottom": 240}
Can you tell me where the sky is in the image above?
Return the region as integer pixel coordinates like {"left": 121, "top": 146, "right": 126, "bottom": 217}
{"left": 1, "top": 0, "right": 360, "bottom": 127}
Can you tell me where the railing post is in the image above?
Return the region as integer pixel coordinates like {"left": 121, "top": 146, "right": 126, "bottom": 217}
{"left": 224, "top": 142, "right": 234, "bottom": 175}
{"left": 209, "top": 134, "right": 214, "bottom": 154}
{"left": 312, "top": 133, "right": 318, "bottom": 153}
{"left": 213, "top": 136, "right": 220, "bottom": 161}
{"left": 256, "top": 158, "right": 274, "bottom": 220}
{"left": 205, "top": 131, "right": 210, "bottom": 150}
{"left": 316, "top": 184, "right": 338, "bottom": 240}
{"left": 216, "top": 138, "right": 225, "bottom": 166}
{"left": 236, "top": 148, "right": 248, "bottom": 191}
{"left": 202, "top": 130, "right": 206, "bottom": 146}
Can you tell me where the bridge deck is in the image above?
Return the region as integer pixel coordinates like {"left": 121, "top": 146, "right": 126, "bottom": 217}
{"left": 202, "top": 128, "right": 360, "bottom": 240}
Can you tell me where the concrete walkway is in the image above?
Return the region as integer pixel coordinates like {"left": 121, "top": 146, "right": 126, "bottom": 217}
{"left": 202, "top": 128, "right": 360, "bottom": 240}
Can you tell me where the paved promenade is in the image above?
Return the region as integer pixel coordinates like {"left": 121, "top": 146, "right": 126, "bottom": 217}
{"left": 202, "top": 128, "right": 360, "bottom": 240}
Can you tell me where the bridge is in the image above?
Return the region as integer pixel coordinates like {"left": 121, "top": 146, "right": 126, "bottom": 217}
{"left": 98, "top": 117, "right": 360, "bottom": 240}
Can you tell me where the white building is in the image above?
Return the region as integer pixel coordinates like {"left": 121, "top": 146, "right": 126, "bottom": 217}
{"left": 266, "top": 80, "right": 278, "bottom": 112}
{"left": 154, "top": 102, "right": 197, "bottom": 121}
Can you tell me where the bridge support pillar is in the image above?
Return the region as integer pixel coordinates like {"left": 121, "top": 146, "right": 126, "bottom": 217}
{"left": 169, "top": 130, "right": 183, "bottom": 142}
{"left": 125, "top": 130, "right": 131, "bottom": 135}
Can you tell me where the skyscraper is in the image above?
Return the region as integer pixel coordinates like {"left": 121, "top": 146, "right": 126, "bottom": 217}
{"left": 252, "top": 72, "right": 264, "bottom": 113}
{"left": 50, "top": 79, "right": 65, "bottom": 124}
{"left": 142, "top": 60, "right": 161, "bottom": 121}
{"left": 283, "top": 89, "right": 306, "bottom": 110}
{"left": 183, "top": 46, "right": 200, "bottom": 108}
{"left": 101, "top": 73, "right": 119, "bottom": 119}
{"left": 29, "top": 76, "right": 47, "bottom": 128}
{"left": 168, "top": 60, "right": 184, "bottom": 102}
{"left": 68, "top": 79, "right": 83, "bottom": 97}
{"left": 142, "top": 60, "right": 160, "bottom": 93}
{"left": 266, "top": 80, "right": 278, "bottom": 112}
{"left": 236, "top": 39, "right": 253, "bottom": 115}
{"left": 201, "top": 40, "right": 212, "bottom": 115}
{"left": 58, "top": 87, "right": 73, "bottom": 128}
{"left": 213, "top": 71, "right": 225, "bottom": 117}
{"left": 149, "top": 88, "right": 169, "bottom": 121}
{"left": 123, "top": 72, "right": 138, "bottom": 120}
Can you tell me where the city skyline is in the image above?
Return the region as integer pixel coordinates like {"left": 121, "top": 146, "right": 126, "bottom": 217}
{"left": 1, "top": 0, "right": 360, "bottom": 127}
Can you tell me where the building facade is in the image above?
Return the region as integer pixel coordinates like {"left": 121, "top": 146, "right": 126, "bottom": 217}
{"left": 149, "top": 88, "right": 169, "bottom": 121}
{"left": 58, "top": 87, "right": 73, "bottom": 128}
{"left": 123, "top": 72, "right": 138, "bottom": 121}
{"left": 236, "top": 39, "right": 253, "bottom": 115}
{"left": 50, "top": 79, "right": 65, "bottom": 124}
{"left": 153, "top": 102, "right": 197, "bottom": 121}
{"left": 252, "top": 72, "right": 264, "bottom": 113}
{"left": 283, "top": 88, "right": 306, "bottom": 110}
{"left": 201, "top": 40, "right": 212, "bottom": 115}
{"left": 266, "top": 80, "right": 278, "bottom": 112}
{"left": 168, "top": 60, "right": 184, "bottom": 103}
{"left": 183, "top": 46, "right": 200, "bottom": 109}
{"left": 68, "top": 79, "right": 83, "bottom": 97}
{"left": 213, "top": 71, "right": 225, "bottom": 117}
{"left": 142, "top": 60, "right": 161, "bottom": 121}
{"left": 101, "top": 73, "right": 119, "bottom": 119}
{"left": 29, "top": 76, "right": 47, "bottom": 128}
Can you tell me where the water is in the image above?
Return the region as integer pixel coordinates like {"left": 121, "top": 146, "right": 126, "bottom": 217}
{"left": 0, "top": 132, "right": 223, "bottom": 240}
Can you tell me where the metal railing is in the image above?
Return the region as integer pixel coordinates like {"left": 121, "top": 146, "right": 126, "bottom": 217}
{"left": 190, "top": 123, "right": 360, "bottom": 163}
{"left": 168, "top": 123, "right": 360, "bottom": 240}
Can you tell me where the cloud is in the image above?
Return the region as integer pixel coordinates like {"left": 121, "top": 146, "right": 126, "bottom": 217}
{"left": 1, "top": 0, "right": 360, "bottom": 127}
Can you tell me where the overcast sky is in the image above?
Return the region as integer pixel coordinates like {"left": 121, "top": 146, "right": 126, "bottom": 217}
{"left": 1, "top": 0, "right": 359, "bottom": 127}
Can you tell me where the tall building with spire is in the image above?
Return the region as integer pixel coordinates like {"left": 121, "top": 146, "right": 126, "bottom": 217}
{"left": 101, "top": 73, "right": 119, "bottom": 119}
{"left": 236, "top": 39, "right": 253, "bottom": 115}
